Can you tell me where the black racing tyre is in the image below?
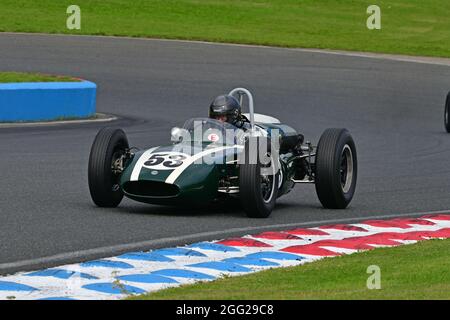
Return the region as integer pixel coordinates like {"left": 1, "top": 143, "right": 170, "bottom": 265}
{"left": 315, "top": 128, "right": 357, "bottom": 209}
{"left": 445, "top": 91, "right": 450, "bottom": 133}
{"left": 239, "top": 137, "right": 279, "bottom": 218}
{"left": 88, "top": 127, "right": 129, "bottom": 207}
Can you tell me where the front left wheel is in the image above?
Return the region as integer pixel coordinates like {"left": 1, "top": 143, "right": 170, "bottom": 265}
{"left": 444, "top": 91, "right": 450, "bottom": 133}
{"left": 88, "top": 127, "right": 129, "bottom": 207}
{"left": 239, "top": 137, "right": 279, "bottom": 218}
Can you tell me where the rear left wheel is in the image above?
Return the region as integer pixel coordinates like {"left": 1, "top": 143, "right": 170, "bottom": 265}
{"left": 88, "top": 127, "right": 129, "bottom": 207}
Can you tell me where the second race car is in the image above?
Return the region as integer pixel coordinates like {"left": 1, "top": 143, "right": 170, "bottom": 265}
{"left": 444, "top": 91, "right": 450, "bottom": 132}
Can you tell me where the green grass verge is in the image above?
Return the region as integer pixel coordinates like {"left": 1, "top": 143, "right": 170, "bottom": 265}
{"left": 0, "top": 1, "right": 449, "bottom": 58}
{"left": 0, "top": 72, "right": 80, "bottom": 83}
{"left": 130, "top": 239, "right": 450, "bottom": 300}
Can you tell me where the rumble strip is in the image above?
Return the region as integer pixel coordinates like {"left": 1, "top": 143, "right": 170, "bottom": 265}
{"left": 0, "top": 214, "right": 449, "bottom": 300}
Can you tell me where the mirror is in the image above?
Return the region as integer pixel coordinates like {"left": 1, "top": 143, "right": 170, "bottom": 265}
{"left": 171, "top": 127, "right": 183, "bottom": 142}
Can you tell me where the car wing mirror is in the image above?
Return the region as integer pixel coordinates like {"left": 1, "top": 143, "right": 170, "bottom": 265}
{"left": 171, "top": 127, "right": 184, "bottom": 143}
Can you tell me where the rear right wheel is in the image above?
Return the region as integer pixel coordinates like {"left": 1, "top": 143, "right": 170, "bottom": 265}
{"left": 315, "top": 128, "right": 357, "bottom": 209}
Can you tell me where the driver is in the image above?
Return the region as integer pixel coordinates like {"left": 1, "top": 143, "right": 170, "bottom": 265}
{"left": 208, "top": 94, "right": 249, "bottom": 129}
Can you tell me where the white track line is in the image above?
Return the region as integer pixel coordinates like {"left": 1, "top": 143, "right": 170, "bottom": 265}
{"left": 1, "top": 213, "right": 449, "bottom": 300}
{"left": 1, "top": 32, "right": 450, "bottom": 67}
{"left": 0, "top": 113, "right": 117, "bottom": 128}
{"left": 2, "top": 208, "right": 450, "bottom": 272}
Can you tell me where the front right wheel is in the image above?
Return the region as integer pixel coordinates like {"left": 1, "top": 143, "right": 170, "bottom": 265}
{"left": 315, "top": 128, "right": 357, "bottom": 209}
{"left": 88, "top": 127, "right": 129, "bottom": 207}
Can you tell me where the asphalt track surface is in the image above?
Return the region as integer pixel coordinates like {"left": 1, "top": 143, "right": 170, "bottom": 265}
{"left": 1, "top": 33, "right": 450, "bottom": 274}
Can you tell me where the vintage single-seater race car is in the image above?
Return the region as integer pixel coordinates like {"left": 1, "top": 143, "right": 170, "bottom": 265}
{"left": 88, "top": 88, "right": 357, "bottom": 218}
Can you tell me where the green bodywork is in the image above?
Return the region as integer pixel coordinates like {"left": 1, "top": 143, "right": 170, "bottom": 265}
{"left": 119, "top": 123, "right": 300, "bottom": 205}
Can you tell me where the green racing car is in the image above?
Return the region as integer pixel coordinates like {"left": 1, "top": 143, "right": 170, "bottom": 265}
{"left": 88, "top": 88, "right": 357, "bottom": 218}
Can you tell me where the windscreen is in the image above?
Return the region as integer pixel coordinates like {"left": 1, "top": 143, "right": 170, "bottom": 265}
{"left": 180, "top": 117, "right": 241, "bottom": 145}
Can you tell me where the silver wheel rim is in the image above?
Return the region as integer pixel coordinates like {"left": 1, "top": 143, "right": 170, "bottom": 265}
{"left": 111, "top": 149, "right": 124, "bottom": 192}
{"left": 340, "top": 144, "right": 354, "bottom": 193}
{"left": 261, "top": 153, "right": 276, "bottom": 203}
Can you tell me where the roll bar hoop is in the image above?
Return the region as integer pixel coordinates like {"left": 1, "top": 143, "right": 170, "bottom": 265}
{"left": 228, "top": 87, "right": 255, "bottom": 131}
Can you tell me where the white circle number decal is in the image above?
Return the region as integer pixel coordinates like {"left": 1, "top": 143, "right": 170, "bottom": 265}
{"left": 143, "top": 152, "right": 189, "bottom": 170}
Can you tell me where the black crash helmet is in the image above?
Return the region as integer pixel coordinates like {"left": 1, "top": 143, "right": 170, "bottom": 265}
{"left": 209, "top": 94, "right": 242, "bottom": 125}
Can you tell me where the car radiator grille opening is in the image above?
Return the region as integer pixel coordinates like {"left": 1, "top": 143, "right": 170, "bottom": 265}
{"left": 123, "top": 181, "right": 180, "bottom": 197}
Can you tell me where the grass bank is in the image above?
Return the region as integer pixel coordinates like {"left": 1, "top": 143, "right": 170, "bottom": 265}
{"left": 0, "top": 72, "right": 79, "bottom": 83}
{"left": 131, "top": 239, "right": 450, "bottom": 299}
{"left": 0, "top": 1, "right": 449, "bottom": 57}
